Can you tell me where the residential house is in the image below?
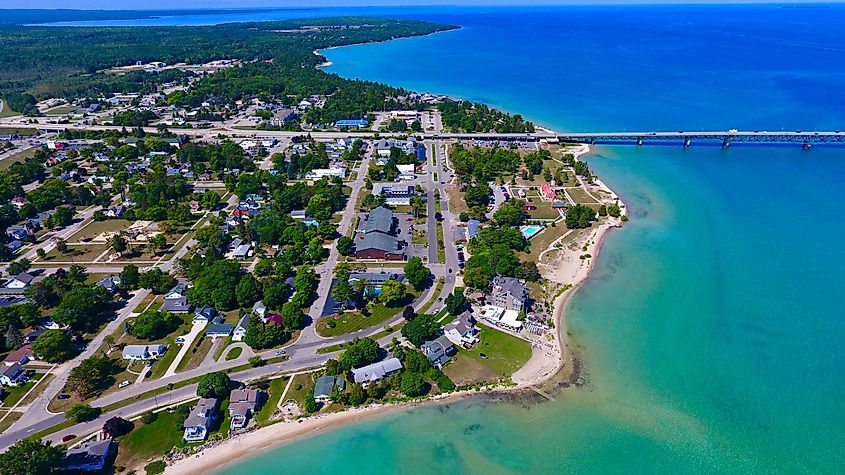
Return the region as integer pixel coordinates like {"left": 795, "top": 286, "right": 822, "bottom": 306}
{"left": 252, "top": 300, "right": 267, "bottom": 319}
{"left": 24, "top": 327, "right": 44, "bottom": 344}
{"left": 421, "top": 336, "right": 455, "bottom": 368}
{"left": 350, "top": 358, "right": 403, "bottom": 385}
{"left": 270, "top": 109, "right": 297, "bottom": 127}
{"left": 0, "top": 363, "right": 29, "bottom": 387}
{"left": 230, "top": 243, "right": 252, "bottom": 259}
{"left": 5, "top": 225, "right": 30, "bottom": 241}
{"left": 290, "top": 209, "right": 306, "bottom": 220}
{"left": 467, "top": 220, "right": 481, "bottom": 239}
{"left": 10, "top": 196, "right": 29, "bottom": 209}
{"left": 490, "top": 276, "right": 529, "bottom": 312}
{"left": 5, "top": 273, "right": 35, "bottom": 289}
{"left": 122, "top": 344, "right": 167, "bottom": 361}
{"left": 5, "top": 240, "right": 22, "bottom": 254}
{"left": 228, "top": 388, "right": 260, "bottom": 429}
{"left": 314, "top": 375, "right": 345, "bottom": 403}
{"left": 60, "top": 439, "right": 114, "bottom": 472}
{"left": 348, "top": 272, "right": 405, "bottom": 289}
{"left": 96, "top": 275, "right": 121, "bottom": 293}
{"left": 161, "top": 296, "right": 191, "bottom": 314}
{"left": 232, "top": 314, "right": 249, "bottom": 342}
{"left": 164, "top": 282, "right": 189, "bottom": 300}
{"left": 104, "top": 205, "right": 126, "bottom": 218}
{"left": 194, "top": 305, "right": 217, "bottom": 324}
{"left": 183, "top": 398, "right": 218, "bottom": 443}
{"left": 444, "top": 312, "right": 480, "bottom": 348}
{"left": 206, "top": 320, "right": 234, "bottom": 338}
{"left": 4, "top": 344, "right": 34, "bottom": 366}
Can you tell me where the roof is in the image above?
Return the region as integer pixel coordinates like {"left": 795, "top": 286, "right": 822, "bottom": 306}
{"left": 185, "top": 397, "right": 217, "bottom": 427}
{"left": 492, "top": 276, "right": 528, "bottom": 302}
{"left": 422, "top": 336, "right": 454, "bottom": 365}
{"left": 206, "top": 323, "right": 234, "bottom": 336}
{"left": 356, "top": 233, "right": 400, "bottom": 254}
{"left": 348, "top": 273, "right": 404, "bottom": 285}
{"left": 195, "top": 305, "right": 217, "bottom": 319}
{"left": 62, "top": 439, "right": 113, "bottom": 469}
{"left": 122, "top": 344, "right": 167, "bottom": 359}
{"left": 350, "top": 357, "right": 403, "bottom": 383}
{"left": 445, "top": 312, "right": 476, "bottom": 337}
{"left": 229, "top": 388, "right": 259, "bottom": 417}
{"left": 467, "top": 220, "right": 481, "bottom": 238}
{"left": 335, "top": 119, "right": 368, "bottom": 126}
{"left": 161, "top": 297, "right": 190, "bottom": 312}
{"left": 2, "top": 363, "right": 25, "bottom": 378}
{"left": 4, "top": 344, "right": 33, "bottom": 363}
{"left": 9, "top": 273, "right": 35, "bottom": 285}
{"left": 235, "top": 314, "right": 250, "bottom": 331}
{"left": 365, "top": 207, "right": 394, "bottom": 234}
{"left": 314, "top": 375, "right": 345, "bottom": 398}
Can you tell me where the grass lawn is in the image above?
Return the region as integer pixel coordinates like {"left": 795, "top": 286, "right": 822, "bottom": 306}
{"left": 18, "top": 373, "right": 54, "bottom": 407}
{"left": 0, "top": 412, "right": 22, "bottom": 433}
{"left": 253, "top": 377, "right": 287, "bottom": 426}
{"left": 527, "top": 200, "right": 562, "bottom": 220}
{"left": 68, "top": 219, "right": 133, "bottom": 243}
{"left": 42, "top": 243, "right": 111, "bottom": 263}
{"left": 566, "top": 187, "right": 599, "bottom": 205}
{"left": 316, "top": 321, "right": 405, "bottom": 354}
{"left": 285, "top": 373, "right": 317, "bottom": 410}
{"left": 316, "top": 291, "right": 418, "bottom": 337}
{"left": 0, "top": 147, "right": 38, "bottom": 172}
{"left": 0, "top": 100, "right": 20, "bottom": 118}
{"left": 177, "top": 336, "right": 212, "bottom": 373}
{"left": 0, "top": 373, "right": 44, "bottom": 407}
{"left": 225, "top": 346, "right": 242, "bottom": 361}
{"left": 452, "top": 325, "right": 532, "bottom": 380}
{"left": 114, "top": 408, "right": 187, "bottom": 470}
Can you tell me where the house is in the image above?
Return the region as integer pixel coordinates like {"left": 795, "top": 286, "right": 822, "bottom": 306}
{"left": 4, "top": 344, "right": 34, "bottom": 366}
{"left": 5, "top": 273, "right": 35, "bottom": 289}
{"left": 421, "top": 336, "right": 455, "bottom": 368}
{"left": 350, "top": 357, "right": 403, "bottom": 385}
{"left": 364, "top": 206, "right": 395, "bottom": 235}
{"left": 24, "top": 327, "right": 44, "bottom": 344}
{"left": 10, "top": 196, "right": 29, "bottom": 209}
{"left": 490, "top": 276, "right": 529, "bottom": 312}
{"left": 396, "top": 164, "right": 416, "bottom": 181}
{"left": 105, "top": 205, "right": 126, "bottom": 217}
{"left": 335, "top": 119, "right": 368, "bottom": 129}
{"left": 194, "top": 305, "right": 217, "bottom": 323}
{"left": 377, "top": 185, "right": 415, "bottom": 206}
{"left": 348, "top": 272, "right": 405, "bottom": 288}
{"left": 314, "top": 375, "right": 345, "bottom": 403}
{"left": 5, "top": 240, "right": 22, "bottom": 254}
{"left": 5, "top": 225, "right": 30, "bottom": 241}
{"left": 230, "top": 243, "right": 252, "bottom": 260}
{"left": 161, "top": 296, "right": 191, "bottom": 314}
{"left": 444, "top": 312, "right": 480, "bottom": 347}
{"left": 270, "top": 109, "right": 297, "bottom": 127}
{"left": 540, "top": 184, "right": 556, "bottom": 200}
{"left": 96, "top": 275, "right": 121, "bottom": 293}
{"left": 0, "top": 363, "right": 29, "bottom": 386}
{"left": 291, "top": 209, "right": 306, "bottom": 220}
{"left": 122, "top": 344, "right": 167, "bottom": 361}
{"left": 354, "top": 233, "right": 404, "bottom": 261}
{"left": 304, "top": 168, "right": 345, "bottom": 180}
{"left": 467, "top": 220, "right": 481, "bottom": 239}
{"left": 183, "top": 398, "right": 218, "bottom": 443}
{"left": 252, "top": 300, "right": 267, "bottom": 319}
{"left": 60, "top": 439, "right": 114, "bottom": 472}
{"left": 206, "top": 322, "right": 234, "bottom": 338}
{"left": 232, "top": 314, "right": 249, "bottom": 342}
{"left": 552, "top": 200, "right": 568, "bottom": 209}
{"left": 164, "top": 282, "right": 189, "bottom": 300}
{"left": 228, "top": 388, "right": 260, "bottom": 429}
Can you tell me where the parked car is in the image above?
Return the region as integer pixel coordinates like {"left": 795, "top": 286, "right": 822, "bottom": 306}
{"left": 275, "top": 350, "right": 287, "bottom": 357}
{"left": 118, "top": 381, "right": 131, "bottom": 389}
{"left": 480, "top": 353, "right": 489, "bottom": 359}
{"left": 61, "top": 434, "right": 76, "bottom": 443}
{"left": 57, "top": 394, "right": 71, "bottom": 400}
{"left": 175, "top": 337, "right": 186, "bottom": 344}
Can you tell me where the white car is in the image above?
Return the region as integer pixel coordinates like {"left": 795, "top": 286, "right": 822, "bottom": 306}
{"left": 118, "top": 381, "right": 131, "bottom": 389}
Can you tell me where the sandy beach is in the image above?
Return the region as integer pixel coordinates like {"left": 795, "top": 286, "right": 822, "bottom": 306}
{"left": 166, "top": 144, "right": 624, "bottom": 475}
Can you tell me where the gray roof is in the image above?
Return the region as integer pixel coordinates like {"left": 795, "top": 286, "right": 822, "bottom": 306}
{"left": 351, "top": 357, "right": 403, "bottom": 384}
{"left": 314, "top": 375, "right": 345, "bottom": 398}
{"left": 445, "top": 312, "right": 476, "bottom": 337}
{"left": 492, "top": 276, "right": 528, "bottom": 301}
{"left": 62, "top": 439, "right": 114, "bottom": 470}
{"left": 195, "top": 304, "right": 217, "bottom": 319}
{"left": 185, "top": 397, "right": 217, "bottom": 428}
{"left": 348, "top": 272, "right": 405, "bottom": 285}
{"left": 206, "top": 323, "right": 234, "bottom": 336}
{"left": 229, "top": 388, "right": 259, "bottom": 417}
{"left": 122, "top": 344, "right": 167, "bottom": 359}
{"left": 356, "top": 232, "right": 400, "bottom": 253}
{"left": 365, "top": 206, "right": 394, "bottom": 234}
{"left": 161, "top": 296, "right": 191, "bottom": 313}
{"left": 467, "top": 220, "right": 481, "bottom": 238}
{"left": 422, "top": 336, "right": 454, "bottom": 366}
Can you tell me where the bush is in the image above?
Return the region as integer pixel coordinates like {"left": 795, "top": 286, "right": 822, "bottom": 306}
{"left": 141, "top": 411, "right": 158, "bottom": 424}
{"left": 436, "top": 375, "right": 456, "bottom": 392}
{"left": 249, "top": 356, "right": 266, "bottom": 367}
{"left": 145, "top": 460, "right": 166, "bottom": 475}
{"left": 66, "top": 403, "right": 101, "bottom": 422}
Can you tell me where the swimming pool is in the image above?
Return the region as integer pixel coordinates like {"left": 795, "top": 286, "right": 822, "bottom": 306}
{"left": 520, "top": 225, "right": 544, "bottom": 239}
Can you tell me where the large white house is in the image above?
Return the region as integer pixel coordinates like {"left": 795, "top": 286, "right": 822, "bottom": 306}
{"left": 183, "top": 398, "right": 218, "bottom": 442}
{"left": 122, "top": 344, "right": 167, "bottom": 361}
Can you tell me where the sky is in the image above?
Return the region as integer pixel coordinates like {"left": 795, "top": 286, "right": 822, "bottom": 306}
{"left": 4, "top": 1, "right": 840, "bottom": 10}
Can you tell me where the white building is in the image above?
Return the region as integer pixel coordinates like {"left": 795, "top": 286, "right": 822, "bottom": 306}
{"left": 304, "top": 167, "right": 346, "bottom": 180}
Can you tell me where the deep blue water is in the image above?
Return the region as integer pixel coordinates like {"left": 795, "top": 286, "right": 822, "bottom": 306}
{"left": 28, "top": 5, "right": 845, "bottom": 472}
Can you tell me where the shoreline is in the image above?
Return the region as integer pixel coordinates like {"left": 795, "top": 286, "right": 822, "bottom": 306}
{"left": 166, "top": 144, "right": 625, "bottom": 475}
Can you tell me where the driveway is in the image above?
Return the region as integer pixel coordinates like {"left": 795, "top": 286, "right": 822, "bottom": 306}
{"left": 162, "top": 321, "right": 207, "bottom": 378}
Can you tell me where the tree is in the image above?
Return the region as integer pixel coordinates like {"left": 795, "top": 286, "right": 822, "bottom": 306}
{"left": 56, "top": 239, "right": 68, "bottom": 254}
{"left": 244, "top": 315, "right": 287, "bottom": 350}
{"left": 7, "top": 258, "right": 31, "bottom": 275}
{"left": 325, "top": 358, "right": 343, "bottom": 376}
{"left": 401, "top": 315, "right": 440, "bottom": 347}
{"left": 197, "top": 371, "right": 231, "bottom": 398}
{"left": 111, "top": 234, "right": 127, "bottom": 254}
{"left": 4, "top": 326, "right": 23, "bottom": 351}
{"left": 336, "top": 236, "right": 355, "bottom": 256}
{"left": 493, "top": 200, "right": 527, "bottom": 227}
{"left": 129, "top": 309, "right": 181, "bottom": 341}
{"left": 66, "top": 403, "right": 101, "bottom": 422}
{"left": 304, "top": 386, "right": 318, "bottom": 413}
{"left": 102, "top": 416, "right": 134, "bottom": 438}
{"left": 201, "top": 190, "right": 221, "bottom": 210}
{"left": 0, "top": 438, "right": 65, "bottom": 475}
{"left": 331, "top": 278, "right": 354, "bottom": 310}
{"left": 378, "top": 280, "right": 407, "bottom": 307}
{"left": 400, "top": 371, "right": 426, "bottom": 397}
{"left": 565, "top": 204, "right": 597, "bottom": 229}
{"left": 404, "top": 257, "right": 431, "bottom": 291}
{"left": 120, "top": 264, "right": 140, "bottom": 290}
{"left": 402, "top": 306, "right": 416, "bottom": 321}
{"left": 66, "top": 355, "right": 119, "bottom": 399}
{"left": 445, "top": 289, "right": 468, "bottom": 316}
{"left": 148, "top": 234, "right": 167, "bottom": 255}
{"left": 262, "top": 282, "right": 290, "bottom": 310}
{"left": 32, "top": 329, "right": 74, "bottom": 363}
{"left": 138, "top": 268, "right": 176, "bottom": 294}
{"left": 281, "top": 303, "right": 305, "bottom": 330}
{"left": 50, "top": 206, "right": 73, "bottom": 228}
{"left": 347, "top": 383, "right": 367, "bottom": 406}
{"left": 235, "top": 274, "right": 263, "bottom": 308}
{"left": 52, "top": 286, "right": 109, "bottom": 331}
{"left": 339, "top": 337, "right": 380, "bottom": 370}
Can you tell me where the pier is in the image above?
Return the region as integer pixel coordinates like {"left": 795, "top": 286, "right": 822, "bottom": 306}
{"left": 555, "top": 130, "right": 845, "bottom": 148}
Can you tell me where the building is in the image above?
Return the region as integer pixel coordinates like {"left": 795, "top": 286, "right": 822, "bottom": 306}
{"left": 122, "top": 344, "right": 167, "bottom": 361}
{"left": 0, "top": 363, "right": 29, "bottom": 387}
{"left": 421, "top": 336, "right": 455, "bottom": 368}
{"left": 229, "top": 388, "right": 260, "bottom": 429}
{"left": 314, "top": 375, "right": 345, "bottom": 403}
{"left": 194, "top": 305, "right": 217, "bottom": 323}
{"left": 348, "top": 272, "right": 405, "bottom": 288}
{"left": 252, "top": 300, "right": 267, "bottom": 319}
{"left": 364, "top": 206, "right": 395, "bottom": 235}
{"left": 444, "top": 312, "right": 480, "bottom": 347}
{"left": 396, "top": 164, "right": 416, "bottom": 181}
{"left": 467, "top": 220, "right": 481, "bottom": 239}
{"left": 60, "top": 439, "right": 114, "bottom": 472}
{"left": 304, "top": 167, "right": 345, "bottom": 180}
{"left": 270, "top": 109, "right": 297, "bottom": 127}
{"left": 96, "top": 275, "right": 121, "bottom": 293}
{"left": 206, "top": 322, "right": 234, "bottom": 338}
{"left": 350, "top": 357, "right": 403, "bottom": 385}
{"left": 354, "top": 233, "right": 404, "bottom": 261}
{"left": 232, "top": 314, "right": 250, "bottom": 342}
{"left": 161, "top": 296, "right": 191, "bottom": 314}
{"left": 5, "top": 273, "right": 35, "bottom": 289}
{"left": 183, "top": 398, "right": 218, "bottom": 443}
{"left": 164, "top": 282, "right": 189, "bottom": 300}
{"left": 490, "top": 276, "right": 529, "bottom": 312}
{"left": 335, "top": 119, "right": 368, "bottom": 129}
{"left": 4, "top": 344, "right": 34, "bottom": 366}
{"left": 377, "top": 185, "right": 415, "bottom": 206}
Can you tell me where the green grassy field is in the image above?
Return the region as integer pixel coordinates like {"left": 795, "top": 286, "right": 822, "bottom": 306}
{"left": 225, "top": 346, "right": 243, "bottom": 361}
{"left": 449, "top": 325, "right": 532, "bottom": 381}
{"left": 316, "top": 290, "right": 417, "bottom": 337}
{"left": 253, "top": 377, "right": 287, "bottom": 426}
{"left": 0, "top": 147, "right": 38, "bottom": 172}
{"left": 0, "top": 373, "right": 44, "bottom": 407}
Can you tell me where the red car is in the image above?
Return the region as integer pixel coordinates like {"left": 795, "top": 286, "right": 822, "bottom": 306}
{"left": 61, "top": 434, "right": 76, "bottom": 443}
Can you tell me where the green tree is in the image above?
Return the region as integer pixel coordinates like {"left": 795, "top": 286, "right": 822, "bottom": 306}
{"left": 403, "top": 257, "right": 431, "bottom": 291}
{"left": 111, "top": 234, "right": 127, "bottom": 254}
{"left": 336, "top": 236, "right": 355, "bottom": 256}
{"left": 197, "top": 371, "right": 231, "bottom": 398}
{"left": 304, "top": 386, "right": 318, "bottom": 413}
{"left": 7, "top": 258, "right": 31, "bottom": 275}
{"left": 52, "top": 286, "right": 109, "bottom": 331}
{"left": 0, "top": 438, "right": 65, "bottom": 475}
{"left": 331, "top": 277, "right": 354, "bottom": 310}
{"left": 378, "top": 280, "right": 407, "bottom": 307}
{"left": 401, "top": 315, "right": 440, "bottom": 347}
{"left": 66, "top": 403, "right": 101, "bottom": 422}
{"left": 281, "top": 302, "right": 305, "bottom": 330}
{"left": 31, "top": 329, "right": 75, "bottom": 363}
{"left": 565, "top": 204, "right": 597, "bottom": 229}
{"left": 201, "top": 190, "right": 221, "bottom": 210}
{"left": 129, "top": 309, "right": 181, "bottom": 341}
{"left": 120, "top": 264, "right": 140, "bottom": 290}
{"left": 235, "top": 274, "right": 263, "bottom": 308}
{"left": 347, "top": 383, "right": 367, "bottom": 406}
{"left": 138, "top": 268, "right": 176, "bottom": 294}
{"left": 445, "top": 289, "right": 468, "bottom": 316}
{"left": 400, "top": 371, "right": 426, "bottom": 397}
{"left": 66, "top": 355, "right": 119, "bottom": 399}
{"left": 339, "top": 337, "right": 380, "bottom": 370}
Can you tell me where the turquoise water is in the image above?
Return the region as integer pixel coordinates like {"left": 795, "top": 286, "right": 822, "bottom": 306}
{"left": 60, "top": 5, "right": 845, "bottom": 472}
{"left": 520, "top": 225, "right": 543, "bottom": 239}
